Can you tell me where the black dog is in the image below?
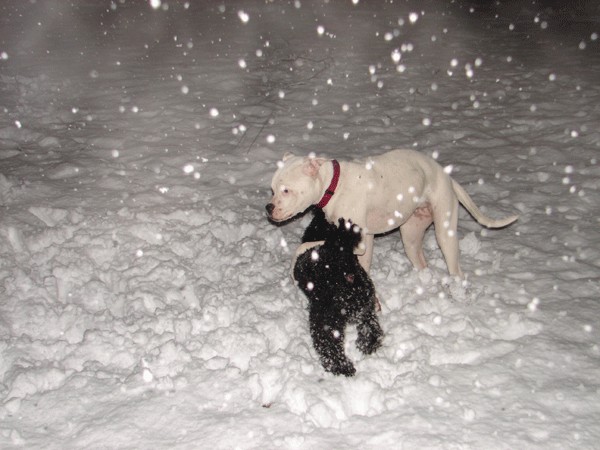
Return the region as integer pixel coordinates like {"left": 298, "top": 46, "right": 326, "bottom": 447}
{"left": 293, "top": 210, "right": 383, "bottom": 377}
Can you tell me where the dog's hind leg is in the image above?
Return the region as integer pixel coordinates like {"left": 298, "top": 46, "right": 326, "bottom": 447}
{"left": 356, "top": 312, "right": 383, "bottom": 355}
{"left": 309, "top": 315, "right": 355, "bottom": 377}
{"left": 400, "top": 206, "right": 433, "bottom": 270}
{"left": 433, "top": 193, "right": 463, "bottom": 277}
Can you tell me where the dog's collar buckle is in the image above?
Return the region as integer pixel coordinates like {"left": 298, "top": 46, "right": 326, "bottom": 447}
{"left": 316, "top": 160, "right": 340, "bottom": 209}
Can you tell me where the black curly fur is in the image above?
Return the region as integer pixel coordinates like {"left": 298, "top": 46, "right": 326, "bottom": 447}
{"left": 294, "top": 213, "right": 383, "bottom": 377}
{"left": 300, "top": 208, "right": 335, "bottom": 243}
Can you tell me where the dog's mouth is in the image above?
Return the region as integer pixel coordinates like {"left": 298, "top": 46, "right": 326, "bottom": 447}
{"left": 267, "top": 211, "right": 294, "bottom": 223}
{"left": 266, "top": 208, "right": 306, "bottom": 227}
{"left": 266, "top": 203, "right": 292, "bottom": 223}
{"left": 269, "top": 212, "right": 292, "bottom": 222}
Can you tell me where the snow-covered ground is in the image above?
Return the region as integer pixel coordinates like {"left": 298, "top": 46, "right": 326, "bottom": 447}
{"left": 1, "top": 0, "right": 599, "bottom": 448}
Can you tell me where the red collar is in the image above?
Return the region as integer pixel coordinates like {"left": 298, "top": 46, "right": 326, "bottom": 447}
{"left": 316, "top": 160, "right": 340, "bottom": 209}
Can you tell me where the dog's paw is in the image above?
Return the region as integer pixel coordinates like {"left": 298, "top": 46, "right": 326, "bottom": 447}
{"left": 321, "top": 356, "right": 356, "bottom": 377}
{"left": 356, "top": 335, "right": 382, "bottom": 355}
{"left": 442, "top": 275, "right": 470, "bottom": 302}
{"left": 328, "top": 360, "right": 356, "bottom": 377}
{"left": 356, "top": 319, "right": 383, "bottom": 355}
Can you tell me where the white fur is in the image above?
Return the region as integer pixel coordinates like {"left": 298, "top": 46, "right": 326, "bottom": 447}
{"left": 267, "top": 149, "right": 518, "bottom": 277}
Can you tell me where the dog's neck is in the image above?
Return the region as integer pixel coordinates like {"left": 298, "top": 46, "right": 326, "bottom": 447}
{"left": 316, "top": 160, "right": 340, "bottom": 209}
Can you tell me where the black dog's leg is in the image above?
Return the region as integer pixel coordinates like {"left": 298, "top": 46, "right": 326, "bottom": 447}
{"left": 309, "top": 313, "right": 355, "bottom": 377}
{"left": 356, "top": 310, "right": 383, "bottom": 355}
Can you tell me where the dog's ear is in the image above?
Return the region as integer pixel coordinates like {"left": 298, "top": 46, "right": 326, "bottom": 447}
{"left": 282, "top": 152, "right": 295, "bottom": 162}
{"left": 302, "top": 157, "right": 327, "bottom": 178}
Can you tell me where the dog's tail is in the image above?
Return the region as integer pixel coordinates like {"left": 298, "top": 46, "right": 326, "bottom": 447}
{"left": 451, "top": 179, "right": 519, "bottom": 228}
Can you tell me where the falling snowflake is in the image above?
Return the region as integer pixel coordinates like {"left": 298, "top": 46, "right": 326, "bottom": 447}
{"left": 238, "top": 10, "right": 249, "bottom": 23}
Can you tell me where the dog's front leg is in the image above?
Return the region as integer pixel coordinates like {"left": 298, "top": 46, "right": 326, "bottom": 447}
{"left": 357, "top": 233, "right": 374, "bottom": 273}
{"left": 309, "top": 313, "right": 355, "bottom": 377}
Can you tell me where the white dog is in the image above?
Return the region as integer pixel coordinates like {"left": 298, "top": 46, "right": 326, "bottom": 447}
{"left": 266, "top": 149, "right": 518, "bottom": 277}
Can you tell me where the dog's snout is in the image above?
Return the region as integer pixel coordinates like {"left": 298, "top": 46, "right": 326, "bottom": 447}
{"left": 265, "top": 203, "right": 275, "bottom": 215}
